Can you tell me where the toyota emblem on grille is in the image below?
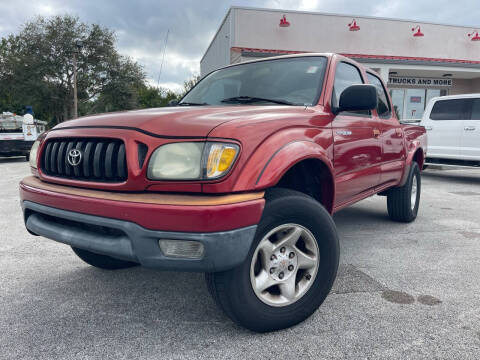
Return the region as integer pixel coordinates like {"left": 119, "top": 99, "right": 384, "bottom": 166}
{"left": 67, "top": 149, "right": 82, "bottom": 166}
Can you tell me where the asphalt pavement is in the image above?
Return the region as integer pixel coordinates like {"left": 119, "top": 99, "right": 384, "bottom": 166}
{"left": 1, "top": 157, "right": 480, "bottom": 359}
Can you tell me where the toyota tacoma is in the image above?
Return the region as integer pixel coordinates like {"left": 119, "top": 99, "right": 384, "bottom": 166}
{"left": 20, "top": 54, "right": 427, "bottom": 332}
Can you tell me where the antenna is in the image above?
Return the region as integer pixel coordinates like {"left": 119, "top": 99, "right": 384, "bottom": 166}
{"left": 156, "top": 29, "right": 170, "bottom": 87}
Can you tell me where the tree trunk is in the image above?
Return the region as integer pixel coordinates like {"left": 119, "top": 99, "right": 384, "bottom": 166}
{"left": 63, "top": 102, "right": 69, "bottom": 123}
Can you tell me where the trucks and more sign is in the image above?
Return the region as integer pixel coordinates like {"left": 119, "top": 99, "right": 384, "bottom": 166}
{"left": 388, "top": 77, "right": 453, "bottom": 87}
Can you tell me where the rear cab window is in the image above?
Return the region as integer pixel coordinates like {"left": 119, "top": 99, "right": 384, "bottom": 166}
{"left": 366, "top": 73, "right": 391, "bottom": 118}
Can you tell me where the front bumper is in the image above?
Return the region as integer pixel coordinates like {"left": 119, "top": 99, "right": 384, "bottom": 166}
{"left": 23, "top": 201, "right": 257, "bottom": 271}
{"left": 0, "top": 139, "right": 33, "bottom": 156}
{"left": 20, "top": 176, "right": 265, "bottom": 272}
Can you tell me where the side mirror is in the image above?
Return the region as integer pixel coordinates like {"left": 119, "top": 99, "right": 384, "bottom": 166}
{"left": 334, "top": 84, "right": 377, "bottom": 115}
{"left": 167, "top": 99, "right": 179, "bottom": 107}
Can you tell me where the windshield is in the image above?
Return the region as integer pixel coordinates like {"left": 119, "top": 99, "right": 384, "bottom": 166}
{"left": 180, "top": 56, "right": 327, "bottom": 106}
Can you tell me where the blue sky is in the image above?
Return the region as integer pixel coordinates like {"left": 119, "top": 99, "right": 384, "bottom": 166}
{"left": 0, "top": 0, "right": 478, "bottom": 92}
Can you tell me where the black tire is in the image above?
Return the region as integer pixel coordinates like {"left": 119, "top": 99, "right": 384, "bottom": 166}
{"left": 387, "top": 162, "right": 421, "bottom": 222}
{"left": 25, "top": 153, "right": 30, "bottom": 162}
{"left": 71, "top": 247, "right": 139, "bottom": 270}
{"left": 205, "top": 188, "right": 340, "bottom": 332}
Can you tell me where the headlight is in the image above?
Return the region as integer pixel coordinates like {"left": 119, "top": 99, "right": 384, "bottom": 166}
{"left": 29, "top": 140, "right": 40, "bottom": 169}
{"left": 148, "top": 142, "right": 204, "bottom": 180}
{"left": 147, "top": 142, "right": 239, "bottom": 180}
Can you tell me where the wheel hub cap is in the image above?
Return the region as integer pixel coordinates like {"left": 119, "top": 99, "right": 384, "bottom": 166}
{"left": 268, "top": 245, "right": 298, "bottom": 282}
{"left": 250, "top": 224, "right": 320, "bottom": 307}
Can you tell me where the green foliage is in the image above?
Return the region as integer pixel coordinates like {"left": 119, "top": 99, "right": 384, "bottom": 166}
{"left": 137, "top": 85, "right": 178, "bottom": 108}
{"left": 0, "top": 15, "right": 186, "bottom": 125}
{"left": 181, "top": 74, "right": 201, "bottom": 97}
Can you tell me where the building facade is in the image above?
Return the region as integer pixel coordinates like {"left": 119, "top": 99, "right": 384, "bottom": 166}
{"left": 201, "top": 6, "right": 480, "bottom": 120}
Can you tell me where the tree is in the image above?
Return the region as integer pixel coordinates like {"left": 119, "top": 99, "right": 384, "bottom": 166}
{"left": 86, "top": 57, "right": 146, "bottom": 114}
{"left": 181, "top": 74, "right": 201, "bottom": 97}
{"left": 0, "top": 15, "right": 145, "bottom": 124}
{"left": 137, "top": 85, "right": 179, "bottom": 108}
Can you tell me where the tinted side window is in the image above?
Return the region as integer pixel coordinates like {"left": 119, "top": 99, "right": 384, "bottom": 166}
{"left": 332, "top": 62, "right": 368, "bottom": 115}
{"left": 470, "top": 99, "right": 480, "bottom": 120}
{"left": 367, "top": 73, "right": 391, "bottom": 117}
{"left": 430, "top": 99, "right": 469, "bottom": 120}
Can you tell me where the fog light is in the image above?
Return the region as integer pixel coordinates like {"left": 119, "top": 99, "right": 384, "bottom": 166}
{"left": 158, "top": 240, "right": 204, "bottom": 259}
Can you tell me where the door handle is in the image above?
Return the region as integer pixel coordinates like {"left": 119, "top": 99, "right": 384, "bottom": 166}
{"left": 373, "top": 129, "right": 381, "bottom": 138}
{"left": 425, "top": 126, "right": 433, "bottom": 130}
{"left": 464, "top": 126, "right": 476, "bottom": 131}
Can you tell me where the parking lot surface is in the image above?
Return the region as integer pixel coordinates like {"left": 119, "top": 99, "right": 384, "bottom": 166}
{"left": 1, "top": 158, "right": 480, "bottom": 359}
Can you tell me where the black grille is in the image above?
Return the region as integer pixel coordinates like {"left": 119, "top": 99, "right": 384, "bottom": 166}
{"left": 41, "top": 138, "right": 127, "bottom": 182}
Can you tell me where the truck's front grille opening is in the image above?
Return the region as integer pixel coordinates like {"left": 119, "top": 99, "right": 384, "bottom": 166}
{"left": 41, "top": 138, "right": 127, "bottom": 182}
{"left": 32, "top": 211, "right": 126, "bottom": 238}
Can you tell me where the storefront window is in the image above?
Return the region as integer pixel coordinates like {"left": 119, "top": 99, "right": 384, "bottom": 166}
{"left": 389, "top": 88, "right": 447, "bottom": 121}
{"left": 426, "top": 89, "right": 441, "bottom": 105}
{"left": 404, "top": 89, "right": 425, "bottom": 120}
{"left": 390, "top": 89, "right": 405, "bottom": 120}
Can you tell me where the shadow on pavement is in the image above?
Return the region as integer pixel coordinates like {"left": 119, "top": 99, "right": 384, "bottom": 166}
{"left": 422, "top": 169, "right": 480, "bottom": 185}
{"left": 9, "top": 264, "right": 228, "bottom": 325}
{"left": 333, "top": 203, "right": 391, "bottom": 226}
{"left": 0, "top": 156, "right": 27, "bottom": 164}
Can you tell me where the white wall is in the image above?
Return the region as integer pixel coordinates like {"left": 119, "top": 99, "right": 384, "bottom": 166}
{"left": 200, "top": 11, "right": 232, "bottom": 76}
{"left": 231, "top": 8, "right": 479, "bottom": 61}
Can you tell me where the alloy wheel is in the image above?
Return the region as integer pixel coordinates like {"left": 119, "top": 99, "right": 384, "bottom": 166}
{"left": 250, "top": 223, "right": 320, "bottom": 307}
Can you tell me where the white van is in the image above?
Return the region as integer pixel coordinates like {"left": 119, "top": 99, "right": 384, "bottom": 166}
{"left": 421, "top": 93, "right": 480, "bottom": 167}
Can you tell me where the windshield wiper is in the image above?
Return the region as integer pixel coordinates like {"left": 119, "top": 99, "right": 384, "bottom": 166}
{"left": 178, "top": 102, "right": 209, "bottom": 106}
{"left": 220, "top": 96, "right": 298, "bottom": 106}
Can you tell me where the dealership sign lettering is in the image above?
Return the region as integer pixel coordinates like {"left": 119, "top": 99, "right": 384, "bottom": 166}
{"left": 388, "top": 77, "right": 453, "bottom": 87}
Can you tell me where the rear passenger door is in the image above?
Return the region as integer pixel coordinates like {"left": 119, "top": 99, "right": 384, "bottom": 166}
{"left": 423, "top": 99, "right": 468, "bottom": 159}
{"left": 460, "top": 98, "right": 480, "bottom": 161}
{"left": 332, "top": 61, "right": 382, "bottom": 206}
{"left": 366, "top": 72, "right": 406, "bottom": 187}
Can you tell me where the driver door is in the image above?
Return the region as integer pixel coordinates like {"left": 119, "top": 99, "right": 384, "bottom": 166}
{"left": 332, "top": 61, "right": 382, "bottom": 207}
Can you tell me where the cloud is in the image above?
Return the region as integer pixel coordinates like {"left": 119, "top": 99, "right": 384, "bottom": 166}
{"left": 1, "top": 0, "right": 479, "bottom": 92}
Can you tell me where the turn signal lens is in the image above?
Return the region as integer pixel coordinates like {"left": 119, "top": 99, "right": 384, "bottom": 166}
{"left": 206, "top": 143, "right": 239, "bottom": 179}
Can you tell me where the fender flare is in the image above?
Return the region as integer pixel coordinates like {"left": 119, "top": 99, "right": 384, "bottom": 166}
{"left": 253, "top": 140, "right": 334, "bottom": 189}
{"left": 399, "top": 145, "right": 425, "bottom": 187}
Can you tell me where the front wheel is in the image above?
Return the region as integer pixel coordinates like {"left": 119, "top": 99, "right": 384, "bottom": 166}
{"left": 206, "top": 188, "right": 339, "bottom": 332}
{"left": 387, "top": 162, "right": 421, "bottom": 222}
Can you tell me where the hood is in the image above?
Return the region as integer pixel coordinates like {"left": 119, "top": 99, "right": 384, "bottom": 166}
{"left": 53, "top": 105, "right": 305, "bottom": 138}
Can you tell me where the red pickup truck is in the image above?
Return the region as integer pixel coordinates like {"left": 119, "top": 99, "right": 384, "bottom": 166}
{"left": 20, "top": 53, "right": 426, "bottom": 332}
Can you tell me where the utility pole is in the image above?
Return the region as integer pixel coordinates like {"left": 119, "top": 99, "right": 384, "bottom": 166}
{"left": 73, "top": 40, "right": 83, "bottom": 119}
{"left": 157, "top": 29, "right": 170, "bottom": 87}
{"left": 73, "top": 51, "right": 78, "bottom": 119}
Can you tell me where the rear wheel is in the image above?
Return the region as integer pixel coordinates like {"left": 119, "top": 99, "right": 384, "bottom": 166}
{"left": 205, "top": 188, "right": 339, "bottom": 332}
{"left": 387, "top": 162, "right": 421, "bottom": 222}
{"left": 71, "top": 247, "right": 138, "bottom": 270}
